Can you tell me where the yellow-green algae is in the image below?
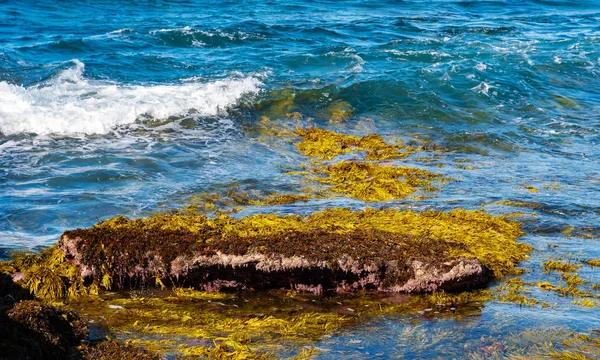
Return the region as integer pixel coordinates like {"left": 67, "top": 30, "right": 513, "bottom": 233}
{"left": 497, "top": 278, "right": 547, "bottom": 308}
{"left": 559, "top": 226, "right": 600, "bottom": 240}
{"left": 308, "top": 161, "right": 448, "bottom": 201}
{"left": 325, "top": 100, "right": 353, "bottom": 123}
{"left": 186, "top": 188, "right": 314, "bottom": 212}
{"left": 544, "top": 259, "right": 582, "bottom": 273}
{"left": 482, "top": 329, "right": 600, "bottom": 359}
{"left": 491, "top": 253, "right": 600, "bottom": 309}
{"left": 0, "top": 246, "right": 97, "bottom": 302}
{"left": 295, "top": 128, "right": 417, "bottom": 160}
{"left": 61, "top": 287, "right": 600, "bottom": 359}
{"left": 1, "top": 207, "right": 530, "bottom": 304}
{"left": 65, "top": 287, "right": 493, "bottom": 359}
{"left": 491, "top": 199, "right": 544, "bottom": 209}
{"left": 583, "top": 259, "right": 600, "bottom": 267}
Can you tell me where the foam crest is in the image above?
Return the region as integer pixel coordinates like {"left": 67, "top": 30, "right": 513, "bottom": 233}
{"left": 0, "top": 60, "right": 262, "bottom": 135}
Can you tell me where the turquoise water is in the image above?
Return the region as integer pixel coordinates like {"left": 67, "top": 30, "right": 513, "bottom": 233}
{"left": 1, "top": 0, "right": 599, "bottom": 357}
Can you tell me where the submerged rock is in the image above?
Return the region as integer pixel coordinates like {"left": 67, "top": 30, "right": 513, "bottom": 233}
{"left": 56, "top": 209, "right": 506, "bottom": 294}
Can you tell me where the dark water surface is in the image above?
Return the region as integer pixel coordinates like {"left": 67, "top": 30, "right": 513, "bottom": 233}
{"left": 1, "top": 0, "right": 599, "bottom": 358}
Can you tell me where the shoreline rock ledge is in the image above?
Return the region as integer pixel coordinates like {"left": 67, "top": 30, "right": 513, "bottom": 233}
{"left": 57, "top": 211, "right": 498, "bottom": 294}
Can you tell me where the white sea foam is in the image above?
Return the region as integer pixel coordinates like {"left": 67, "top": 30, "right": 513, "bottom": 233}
{"left": 471, "top": 81, "right": 493, "bottom": 96}
{"left": 475, "top": 63, "right": 487, "bottom": 71}
{"left": 0, "top": 60, "right": 262, "bottom": 135}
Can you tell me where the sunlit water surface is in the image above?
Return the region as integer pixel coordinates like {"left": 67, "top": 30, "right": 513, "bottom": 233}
{"left": 1, "top": 0, "right": 599, "bottom": 358}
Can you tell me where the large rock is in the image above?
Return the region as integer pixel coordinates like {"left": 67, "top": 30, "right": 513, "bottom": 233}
{"left": 59, "top": 225, "right": 490, "bottom": 294}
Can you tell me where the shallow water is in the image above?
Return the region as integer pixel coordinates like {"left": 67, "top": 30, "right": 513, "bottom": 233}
{"left": 1, "top": 0, "right": 599, "bottom": 358}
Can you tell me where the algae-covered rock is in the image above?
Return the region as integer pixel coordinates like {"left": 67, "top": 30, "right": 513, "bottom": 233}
{"left": 0, "top": 299, "right": 161, "bottom": 360}
{"left": 57, "top": 208, "right": 528, "bottom": 294}
{"left": 0, "top": 300, "right": 87, "bottom": 360}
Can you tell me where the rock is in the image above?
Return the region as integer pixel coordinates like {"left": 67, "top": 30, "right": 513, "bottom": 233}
{"left": 0, "top": 300, "right": 160, "bottom": 360}
{"left": 59, "top": 224, "right": 491, "bottom": 294}
{"left": 0, "top": 300, "right": 87, "bottom": 360}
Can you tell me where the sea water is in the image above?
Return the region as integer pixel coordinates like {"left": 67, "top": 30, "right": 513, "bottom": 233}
{"left": 1, "top": 0, "right": 599, "bottom": 358}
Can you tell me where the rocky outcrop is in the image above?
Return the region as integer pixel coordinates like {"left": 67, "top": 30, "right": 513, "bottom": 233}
{"left": 58, "top": 226, "right": 491, "bottom": 294}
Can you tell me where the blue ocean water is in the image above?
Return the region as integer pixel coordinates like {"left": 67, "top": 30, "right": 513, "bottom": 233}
{"left": 1, "top": 0, "right": 599, "bottom": 357}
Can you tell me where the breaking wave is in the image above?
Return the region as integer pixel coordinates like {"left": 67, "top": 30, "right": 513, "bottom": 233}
{"left": 0, "top": 60, "right": 262, "bottom": 135}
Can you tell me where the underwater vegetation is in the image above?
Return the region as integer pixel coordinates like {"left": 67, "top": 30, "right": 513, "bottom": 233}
{"left": 62, "top": 287, "right": 498, "bottom": 359}
{"left": 1, "top": 206, "right": 529, "bottom": 302}
{"left": 185, "top": 185, "right": 315, "bottom": 213}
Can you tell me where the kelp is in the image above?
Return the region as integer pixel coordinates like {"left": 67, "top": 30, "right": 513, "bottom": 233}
{"left": 544, "top": 259, "right": 582, "bottom": 273}
{"left": 491, "top": 200, "right": 544, "bottom": 209}
{"left": 583, "top": 259, "right": 600, "bottom": 267}
{"left": 497, "top": 278, "right": 546, "bottom": 307}
{"left": 326, "top": 100, "right": 353, "bottom": 123}
{"left": 534, "top": 265, "right": 600, "bottom": 306}
{"left": 295, "top": 128, "right": 416, "bottom": 160}
{"left": 65, "top": 286, "right": 494, "bottom": 359}
{"left": 308, "top": 161, "right": 447, "bottom": 201}
{"left": 186, "top": 187, "right": 315, "bottom": 213}
{"left": 491, "top": 329, "right": 600, "bottom": 359}
{"left": 0, "top": 246, "right": 91, "bottom": 301}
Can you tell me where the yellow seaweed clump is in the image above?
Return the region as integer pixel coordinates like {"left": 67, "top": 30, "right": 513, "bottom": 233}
{"left": 311, "top": 161, "right": 446, "bottom": 201}
{"left": 326, "top": 100, "right": 353, "bottom": 122}
{"left": 187, "top": 188, "right": 312, "bottom": 211}
{"left": 584, "top": 259, "right": 600, "bottom": 267}
{"left": 295, "top": 128, "right": 415, "bottom": 160}
{"left": 0, "top": 246, "right": 89, "bottom": 301}
{"left": 543, "top": 259, "right": 582, "bottom": 273}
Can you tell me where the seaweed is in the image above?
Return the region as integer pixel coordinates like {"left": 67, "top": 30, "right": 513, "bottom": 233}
{"left": 1, "top": 246, "right": 90, "bottom": 301}
{"left": 544, "top": 259, "right": 582, "bottom": 273}
{"left": 309, "top": 161, "right": 447, "bottom": 201}
{"left": 65, "top": 286, "right": 493, "bottom": 359}
{"left": 583, "top": 259, "right": 600, "bottom": 267}
{"left": 295, "top": 128, "right": 416, "bottom": 160}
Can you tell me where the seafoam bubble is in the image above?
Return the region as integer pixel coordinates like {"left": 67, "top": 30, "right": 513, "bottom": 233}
{"left": 0, "top": 60, "right": 262, "bottom": 136}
